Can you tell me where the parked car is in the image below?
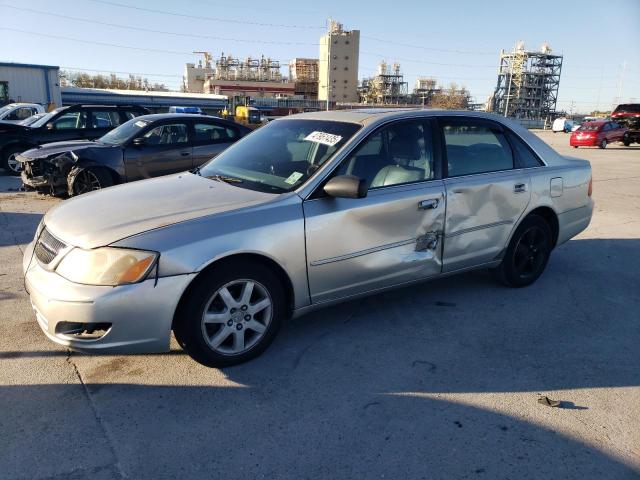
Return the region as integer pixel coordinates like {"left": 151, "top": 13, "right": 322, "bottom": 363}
{"left": 611, "top": 103, "right": 640, "bottom": 146}
{"left": 168, "top": 106, "right": 204, "bottom": 114}
{"left": 0, "top": 103, "right": 45, "bottom": 124}
{"left": 18, "top": 112, "right": 48, "bottom": 126}
{"left": 569, "top": 120, "right": 628, "bottom": 148}
{"left": 552, "top": 117, "right": 574, "bottom": 133}
{"left": 18, "top": 114, "right": 251, "bottom": 196}
{"left": 23, "top": 110, "right": 593, "bottom": 367}
{"left": 0, "top": 104, "right": 149, "bottom": 175}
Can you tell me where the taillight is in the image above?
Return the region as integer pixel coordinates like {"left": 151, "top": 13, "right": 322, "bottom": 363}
{"left": 588, "top": 177, "right": 593, "bottom": 197}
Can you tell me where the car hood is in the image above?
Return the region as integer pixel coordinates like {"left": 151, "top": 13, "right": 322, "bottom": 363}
{"left": 44, "top": 173, "right": 278, "bottom": 249}
{"left": 20, "top": 140, "right": 115, "bottom": 159}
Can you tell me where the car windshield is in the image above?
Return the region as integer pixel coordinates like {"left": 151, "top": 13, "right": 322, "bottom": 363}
{"left": 578, "top": 124, "right": 601, "bottom": 131}
{"left": 99, "top": 118, "right": 151, "bottom": 145}
{"left": 29, "top": 110, "right": 58, "bottom": 128}
{"left": 0, "top": 105, "right": 15, "bottom": 116}
{"left": 198, "top": 119, "right": 361, "bottom": 194}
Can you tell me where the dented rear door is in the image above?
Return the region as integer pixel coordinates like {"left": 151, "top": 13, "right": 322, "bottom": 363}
{"left": 438, "top": 117, "right": 531, "bottom": 272}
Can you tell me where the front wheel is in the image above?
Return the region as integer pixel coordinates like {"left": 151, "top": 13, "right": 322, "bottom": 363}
{"left": 599, "top": 139, "right": 607, "bottom": 149}
{"left": 573, "top": 146, "right": 578, "bottom": 148}
{"left": 174, "top": 260, "right": 286, "bottom": 367}
{"left": 69, "top": 166, "right": 114, "bottom": 196}
{"left": 623, "top": 135, "right": 631, "bottom": 147}
{"left": 490, "top": 214, "right": 553, "bottom": 288}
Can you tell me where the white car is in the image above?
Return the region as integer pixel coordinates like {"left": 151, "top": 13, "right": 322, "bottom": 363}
{"left": 0, "top": 103, "right": 45, "bottom": 124}
{"left": 552, "top": 118, "right": 574, "bottom": 133}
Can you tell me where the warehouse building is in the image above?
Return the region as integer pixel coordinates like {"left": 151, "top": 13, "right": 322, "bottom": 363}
{"left": 61, "top": 87, "right": 227, "bottom": 114}
{"left": 0, "top": 62, "right": 62, "bottom": 109}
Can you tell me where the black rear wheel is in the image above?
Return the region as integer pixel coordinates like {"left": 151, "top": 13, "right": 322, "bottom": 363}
{"left": 599, "top": 139, "right": 607, "bottom": 149}
{"left": 491, "top": 214, "right": 553, "bottom": 288}
{"left": 2, "top": 145, "right": 28, "bottom": 176}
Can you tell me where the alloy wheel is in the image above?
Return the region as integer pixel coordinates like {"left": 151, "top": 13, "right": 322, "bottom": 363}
{"left": 513, "top": 226, "right": 548, "bottom": 280}
{"left": 73, "top": 169, "right": 102, "bottom": 195}
{"left": 200, "top": 279, "right": 273, "bottom": 355}
{"left": 6, "top": 153, "right": 22, "bottom": 173}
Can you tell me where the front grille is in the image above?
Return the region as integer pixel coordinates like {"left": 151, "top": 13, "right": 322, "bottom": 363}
{"left": 34, "top": 227, "right": 67, "bottom": 265}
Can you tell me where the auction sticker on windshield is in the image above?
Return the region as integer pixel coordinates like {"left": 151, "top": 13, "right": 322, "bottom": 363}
{"left": 304, "top": 131, "right": 342, "bottom": 147}
{"left": 284, "top": 171, "right": 304, "bottom": 185}
{"left": 135, "top": 120, "right": 148, "bottom": 128}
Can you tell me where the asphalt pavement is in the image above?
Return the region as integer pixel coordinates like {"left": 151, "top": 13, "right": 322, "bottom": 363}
{"left": 0, "top": 131, "right": 639, "bottom": 479}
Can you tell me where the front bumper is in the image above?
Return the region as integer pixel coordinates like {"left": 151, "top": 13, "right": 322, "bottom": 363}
{"left": 23, "top": 241, "right": 195, "bottom": 353}
{"left": 18, "top": 154, "right": 70, "bottom": 193}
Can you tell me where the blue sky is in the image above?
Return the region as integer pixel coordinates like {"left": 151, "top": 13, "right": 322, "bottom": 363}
{"left": 1, "top": 0, "right": 639, "bottom": 113}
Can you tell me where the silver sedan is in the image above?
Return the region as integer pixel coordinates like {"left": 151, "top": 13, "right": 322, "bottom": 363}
{"left": 23, "top": 109, "right": 593, "bottom": 366}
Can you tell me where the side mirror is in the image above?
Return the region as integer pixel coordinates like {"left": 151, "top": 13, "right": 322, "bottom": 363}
{"left": 324, "top": 175, "right": 367, "bottom": 199}
{"left": 132, "top": 137, "right": 147, "bottom": 147}
{"left": 46, "top": 123, "right": 55, "bottom": 130}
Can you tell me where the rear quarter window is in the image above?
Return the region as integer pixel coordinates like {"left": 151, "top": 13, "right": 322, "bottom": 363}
{"left": 506, "top": 131, "right": 543, "bottom": 168}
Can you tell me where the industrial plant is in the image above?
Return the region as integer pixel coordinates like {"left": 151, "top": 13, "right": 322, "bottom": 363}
{"left": 489, "top": 42, "right": 563, "bottom": 120}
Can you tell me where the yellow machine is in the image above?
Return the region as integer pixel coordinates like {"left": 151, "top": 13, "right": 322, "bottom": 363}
{"left": 235, "top": 105, "right": 261, "bottom": 125}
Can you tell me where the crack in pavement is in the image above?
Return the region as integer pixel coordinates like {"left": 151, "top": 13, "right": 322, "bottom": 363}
{"left": 65, "top": 350, "right": 127, "bottom": 479}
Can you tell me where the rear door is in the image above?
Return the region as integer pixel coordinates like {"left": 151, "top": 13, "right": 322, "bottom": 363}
{"left": 86, "top": 109, "right": 122, "bottom": 139}
{"left": 439, "top": 117, "right": 531, "bottom": 272}
{"left": 303, "top": 118, "right": 446, "bottom": 303}
{"left": 124, "top": 120, "right": 192, "bottom": 180}
{"left": 191, "top": 121, "right": 241, "bottom": 167}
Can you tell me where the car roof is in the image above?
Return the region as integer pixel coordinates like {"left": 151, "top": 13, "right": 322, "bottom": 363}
{"left": 279, "top": 108, "right": 541, "bottom": 128}
{"left": 134, "top": 113, "right": 225, "bottom": 122}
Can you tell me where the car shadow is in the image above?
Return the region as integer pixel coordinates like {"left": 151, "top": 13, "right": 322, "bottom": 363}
{"left": 2, "top": 238, "right": 639, "bottom": 478}
{"left": 0, "top": 211, "right": 42, "bottom": 247}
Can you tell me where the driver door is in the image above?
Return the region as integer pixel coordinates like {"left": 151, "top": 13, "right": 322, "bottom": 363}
{"left": 303, "top": 119, "right": 445, "bottom": 303}
{"left": 124, "top": 121, "right": 192, "bottom": 180}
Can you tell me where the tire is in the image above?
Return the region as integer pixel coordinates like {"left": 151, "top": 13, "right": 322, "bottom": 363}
{"left": 623, "top": 136, "right": 631, "bottom": 147}
{"left": 490, "top": 214, "right": 553, "bottom": 288}
{"left": 174, "top": 259, "right": 286, "bottom": 367}
{"left": 573, "top": 146, "right": 578, "bottom": 148}
{"left": 1, "top": 145, "right": 29, "bottom": 176}
{"left": 599, "top": 139, "right": 607, "bottom": 149}
{"left": 69, "top": 166, "right": 114, "bottom": 196}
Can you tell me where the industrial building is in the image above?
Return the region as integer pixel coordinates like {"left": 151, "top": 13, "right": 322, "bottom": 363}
{"left": 318, "top": 20, "right": 360, "bottom": 103}
{"left": 490, "top": 42, "right": 562, "bottom": 119}
{"left": 184, "top": 52, "right": 295, "bottom": 98}
{"left": 0, "top": 62, "right": 62, "bottom": 109}
{"left": 359, "top": 61, "right": 408, "bottom": 104}
{"left": 289, "top": 58, "right": 319, "bottom": 99}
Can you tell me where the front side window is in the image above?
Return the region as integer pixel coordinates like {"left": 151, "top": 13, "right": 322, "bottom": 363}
{"left": 335, "top": 120, "right": 435, "bottom": 189}
{"left": 442, "top": 121, "right": 513, "bottom": 177}
{"left": 194, "top": 123, "right": 237, "bottom": 144}
{"left": 199, "top": 119, "right": 361, "bottom": 193}
{"left": 143, "top": 123, "right": 189, "bottom": 145}
{"left": 52, "top": 111, "right": 88, "bottom": 130}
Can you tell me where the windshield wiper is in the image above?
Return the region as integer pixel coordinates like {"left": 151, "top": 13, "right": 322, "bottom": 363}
{"left": 206, "top": 174, "right": 244, "bottom": 184}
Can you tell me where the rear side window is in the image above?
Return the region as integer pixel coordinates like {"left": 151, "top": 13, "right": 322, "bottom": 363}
{"left": 123, "top": 110, "right": 145, "bottom": 121}
{"left": 442, "top": 121, "right": 513, "bottom": 177}
{"left": 194, "top": 123, "right": 238, "bottom": 144}
{"left": 91, "top": 111, "right": 121, "bottom": 128}
{"left": 506, "top": 131, "right": 543, "bottom": 168}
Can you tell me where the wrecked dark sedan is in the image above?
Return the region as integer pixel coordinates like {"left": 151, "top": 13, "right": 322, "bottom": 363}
{"left": 17, "top": 113, "right": 251, "bottom": 196}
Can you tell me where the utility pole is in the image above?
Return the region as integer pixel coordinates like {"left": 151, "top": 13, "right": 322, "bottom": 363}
{"left": 616, "top": 61, "right": 627, "bottom": 108}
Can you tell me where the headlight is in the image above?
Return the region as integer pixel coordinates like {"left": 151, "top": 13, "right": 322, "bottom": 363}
{"left": 56, "top": 247, "right": 158, "bottom": 286}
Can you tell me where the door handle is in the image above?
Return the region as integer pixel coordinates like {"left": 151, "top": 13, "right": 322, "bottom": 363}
{"left": 514, "top": 183, "right": 527, "bottom": 193}
{"left": 418, "top": 198, "right": 439, "bottom": 210}
{"left": 180, "top": 151, "right": 190, "bottom": 156}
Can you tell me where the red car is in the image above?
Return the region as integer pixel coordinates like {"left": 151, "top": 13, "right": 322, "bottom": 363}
{"left": 611, "top": 103, "right": 640, "bottom": 146}
{"left": 569, "top": 120, "right": 627, "bottom": 149}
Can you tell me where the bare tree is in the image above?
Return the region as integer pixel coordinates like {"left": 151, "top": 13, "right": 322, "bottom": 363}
{"left": 61, "top": 71, "right": 168, "bottom": 91}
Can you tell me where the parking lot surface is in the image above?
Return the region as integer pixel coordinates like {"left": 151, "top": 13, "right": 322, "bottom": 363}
{"left": 1, "top": 131, "right": 639, "bottom": 479}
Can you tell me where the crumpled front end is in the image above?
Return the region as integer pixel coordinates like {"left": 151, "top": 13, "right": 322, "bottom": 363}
{"left": 19, "top": 152, "right": 77, "bottom": 195}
